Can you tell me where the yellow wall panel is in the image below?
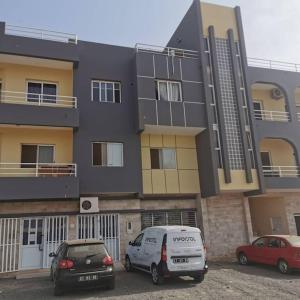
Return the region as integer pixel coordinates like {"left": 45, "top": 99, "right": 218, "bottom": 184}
{"left": 179, "top": 170, "right": 200, "bottom": 193}
{"left": 260, "top": 139, "right": 295, "bottom": 166}
{"left": 163, "top": 135, "right": 176, "bottom": 148}
{"left": 141, "top": 134, "right": 150, "bottom": 147}
{"left": 149, "top": 135, "right": 163, "bottom": 148}
{"left": 177, "top": 148, "right": 198, "bottom": 170}
{"left": 142, "top": 170, "right": 152, "bottom": 194}
{"left": 175, "top": 136, "right": 196, "bottom": 149}
{"left": 165, "top": 170, "right": 179, "bottom": 193}
{"left": 0, "top": 127, "right": 73, "bottom": 163}
{"left": 201, "top": 2, "right": 239, "bottom": 40}
{"left": 141, "top": 147, "right": 151, "bottom": 170}
{"left": 151, "top": 170, "right": 166, "bottom": 193}
{"left": 252, "top": 89, "right": 286, "bottom": 112}
{"left": 0, "top": 63, "right": 73, "bottom": 98}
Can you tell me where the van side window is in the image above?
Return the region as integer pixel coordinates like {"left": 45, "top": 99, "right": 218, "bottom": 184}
{"left": 133, "top": 233, "right": 144, "bottom": 247}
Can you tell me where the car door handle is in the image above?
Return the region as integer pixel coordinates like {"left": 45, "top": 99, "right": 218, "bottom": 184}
{"left": 137, "top": 249, "right": 140, "bottom": 251}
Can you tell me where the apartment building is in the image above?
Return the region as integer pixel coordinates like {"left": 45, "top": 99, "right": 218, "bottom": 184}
{"left": 0, "top": 0, "right": 300, "bottom": 276}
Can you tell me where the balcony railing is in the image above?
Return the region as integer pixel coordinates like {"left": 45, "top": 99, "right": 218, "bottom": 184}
{"left": 135, "top": 43, "right": 199, "bottom": 59}
{"left": 254, "top": 109, "right": 290, "bottom": 122}
{"left": 262, "top": 166, "right": 300, "bottom": 178}
{"left": 0, "top": 91, "right": 77, "bottom": 108}
{"left": 0, "top": 163, "right": 77, "bottom": 177}
{"left": 5, "top": 24, "right": 77, "bottom": 44}
{"left": 248, "top": 57, "right": 300, "bottom": 73}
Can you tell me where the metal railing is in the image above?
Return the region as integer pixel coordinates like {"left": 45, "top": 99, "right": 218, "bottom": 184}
{"left": 0, "top": 163, "right": 77, "bottom": 177}
{"left": 248, "top": 57, "right": 300, "bottom": 73}
{"left": 135, "top": 43, "right": 199, "bottom": 59}
{"left": 0, "top": 91, "right": 77, "bottom": 108}
{"left": 262, "top": 166, "right": 300, "bottom": 178}
{"left": 254, "top": 109, "right": 290, "bottom": 122}
{"left": 5, "top": 24, "right": 77, "bottom": 44}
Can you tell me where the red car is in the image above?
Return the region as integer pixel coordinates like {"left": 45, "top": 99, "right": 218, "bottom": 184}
{"left": 236, "top": 235, "right": 300, "bottom": 274}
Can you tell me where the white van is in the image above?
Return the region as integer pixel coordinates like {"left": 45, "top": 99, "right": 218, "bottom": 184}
{"left": 125, "top": 226, "right": 208, "bottom": 284}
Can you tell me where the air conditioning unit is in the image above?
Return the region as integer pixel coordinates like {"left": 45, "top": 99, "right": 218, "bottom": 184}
{"left": 271, "top": 88, "right": 283, "bottom": 100}
{"left": 80, "top": 197, "right": 99, "bottom": 214}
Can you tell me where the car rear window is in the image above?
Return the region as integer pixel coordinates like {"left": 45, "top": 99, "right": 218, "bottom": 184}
{"left": 286, "top": 236, "right": 300, "bottom": 247}
{"left": 67, "top": 243, "right": 107, "bottom": 258}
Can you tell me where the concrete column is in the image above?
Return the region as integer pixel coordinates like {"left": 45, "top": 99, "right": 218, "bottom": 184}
{"left": 243, "top": 197, "right": 254, "bottom": 243}
{"left": 196, "top": 194, "right": 211, "bottom": 249}
{"left": 68, "top": 215, "right": 77, "bottom": 240}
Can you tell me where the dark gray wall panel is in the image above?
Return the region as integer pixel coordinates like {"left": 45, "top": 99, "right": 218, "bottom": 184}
{"left": 137, "top": 77, "right": 156, "bottom": 100}
{"left": 0, "top": 177, "right": 79, "bottom": 201}
{"left": 264, "top": 177, "right": 300, "bottom": 190}
{"left": 167, "top": 56, "right": 182, "bottom": 81}
{"left": 136, "top": 52, "right": 154, "bottom": 77}
{"left": 181, "top": 58, "right": 202, "bottom": 82}
{"left": 154, "top": 54, "right": 168, "bottom": 79}
{"left": 182, "top": 82, "right": 204, "bottom": 103}
{"left": 157, "top": 101, "right": 171, "bottom": 126}
{"left": 185, "top": 103, "right": 206, "bottom": 128}
{"left": 0, "top": 103, "right": 79, "bottom": 127}
{"left": 139, "top": 100, "right": 157, "bottom": 126}
{"left": 171, "top": 102, "right": 185, "bottom": 127}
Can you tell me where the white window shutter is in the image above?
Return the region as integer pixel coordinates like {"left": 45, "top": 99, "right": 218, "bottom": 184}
{"left": 107, "top": 143, "right": 123, "bottom": 167}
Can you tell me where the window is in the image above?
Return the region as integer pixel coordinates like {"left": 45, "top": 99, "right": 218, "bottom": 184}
{"left": 27, "top": 81, "right": 57, "bottom": 103}
{"left": 268, "top": 238, "right": 280, "bottom": 248}
{"left": 92, "top": 142, "right": 123, "bottom": 167}
{"left": 133, "top": 233, "right": 144, "bottom": 247}
{"left": 260, "top": 152, "right": 271, "bottom": 166}
{"left": 155, "top": 80, "right": 182, "bottom": 102}
{"left": 21, "top": 145, "right": 54, "bottom": 168}
{"left": 92, "top": 80, "right": 121, "bottom": 103}
{"left": 253, "top": 237, "right": 267, "bottom": 248}
{"left": 253, "top": 100, "right": 263, "bottom": 120}
{"left": 150, "top": 148, "right": 176, "bottom": 169}
{"left": 0, "top": 81, "right": 2, "bottom": 101}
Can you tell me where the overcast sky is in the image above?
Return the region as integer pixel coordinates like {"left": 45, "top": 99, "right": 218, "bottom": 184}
{"left": 0, "top": 0, "right": 299, "bottom": 63}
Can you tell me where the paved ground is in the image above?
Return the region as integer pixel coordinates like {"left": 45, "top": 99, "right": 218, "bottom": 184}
{"left": 0, "top": 263, "right": 299, "bottom": 300}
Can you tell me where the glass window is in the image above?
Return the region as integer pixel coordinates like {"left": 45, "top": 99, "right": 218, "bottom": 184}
{"left": 268, "top": 238, "right": 280, "bottom": 248}
{"left": 27, "top": 82, "right": 42, "bottom": 102}
{"left": 92, "top": 80, "right": 121, "bottom": 103}
{"left": 156, "top": 80, "right": 182, "bottom": 102}
{"left": 38, "top": 146, "right": 54, "bottom": 164}
{"left": 92, "top": 142, "right": 123, "bottom": 167}
{"left": 27, "top": 82, "right": 57, "bottom": 103}
{"left": 42, "top": 83, "right": 57, "bottom": 103}
{"left": 133, "top": 233, "right": 144, "bottom": 247}
{"left": 150, "top": 148, "right": 176, "bottom": 169}
{"left": 253, "top": 237, "right": 267, "bottom": 248}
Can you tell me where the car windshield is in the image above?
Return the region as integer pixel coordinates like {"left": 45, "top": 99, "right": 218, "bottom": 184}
{"left": 285, "top": 236, "right": 300, "bottom": 247}
{"left": 67, "top": 243, "right": 107, "bottom": 258}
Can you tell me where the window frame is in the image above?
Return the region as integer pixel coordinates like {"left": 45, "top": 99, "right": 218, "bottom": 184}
{"left": 20, "top": 144, "right": 56, "bottom": 167}
{"left": 92, "top": 142, "right": 124, "bottom": 167}
{"left": 155, "top": 80, "right": 182, "bottom": 102}
{"left": 26, "top": 80, "right": 58, "bottom": 103}
{"left": 150, "top": 148, "right": 177, "bottom": 170}
{"left": 91, "top": 80, "right": 122, "bottom": 103}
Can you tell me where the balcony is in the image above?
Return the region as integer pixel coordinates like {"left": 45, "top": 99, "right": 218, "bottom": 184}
{"left": 254, "top": 109, "right": 290, "bottom": 122}
{"left": 0, "top": 91, "right": 79, "bottom": 128}
{"left": 262, "top": 166, "right": 300, "bottom": 178}
{"left": 0, "top": 163, "right": 78, "bottom": 200}
{"left": 136, "top": 43, "right": 206, "bottom": 134}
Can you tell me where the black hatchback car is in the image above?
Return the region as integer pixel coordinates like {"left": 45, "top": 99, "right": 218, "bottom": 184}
{"left": 49, "top": 239, "right": 115, "bottom": 296}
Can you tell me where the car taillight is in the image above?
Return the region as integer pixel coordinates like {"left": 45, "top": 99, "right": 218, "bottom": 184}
{"left": 102, "top": 256, "right": 114, "bottom": 266}
{"left": 161, "top": 235, "right": 167, "bottom": 262}
{"left": 58, "top": 259, "right": 74, "bottom": 269}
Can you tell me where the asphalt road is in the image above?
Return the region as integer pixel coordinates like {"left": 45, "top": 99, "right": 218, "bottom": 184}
{"left": 0, "top": 263, "right": 299, "bottom": 300}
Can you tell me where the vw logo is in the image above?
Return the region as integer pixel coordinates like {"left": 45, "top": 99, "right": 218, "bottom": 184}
{"left": 86, "top": 259, "right": 91, "bottom": 265}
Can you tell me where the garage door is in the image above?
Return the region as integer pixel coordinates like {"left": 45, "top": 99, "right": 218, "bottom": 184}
{"left": 76, "top": 214, "right": 120, "bottom": 261}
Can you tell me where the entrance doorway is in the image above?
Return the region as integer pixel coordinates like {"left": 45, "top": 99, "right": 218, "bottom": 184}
{"left": 295, "top": 215, "right": 300, "bottom": 236}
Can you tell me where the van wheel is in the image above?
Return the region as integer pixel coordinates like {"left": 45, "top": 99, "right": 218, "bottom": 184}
{"left": 151, "top": 265, "right": 164, "bottom": 285}
{"left": 125, "top": 256, "right": 132, "bottom": 272}
{"left": 193, "top": 274, "right": 204, "bottom": 283}
{"left": 238, "top": 252, "right": 248, "bottom": 265}
{"left": 277, "top": 259, "right": 291, "bottom": 274}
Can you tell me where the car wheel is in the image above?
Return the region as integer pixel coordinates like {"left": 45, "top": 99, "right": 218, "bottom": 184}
{"left": 151, "top": 264, "right": 164, "bottom": 285}
{"left": 53, "top": 280, "right": 63, "bottom": 296}
{"left": 277, "top": 259, "right": 291, "bottom": 274}
{"left": 107, "top": 279, "right": 115, "bottom": 290}
{"left": 238, "top": 252, "right": 249, "bottom": 265}
{"left": 193, "top": 274, "right": 205, "bottom": 283}
{"left": 125, "top": 256, "right": 132, "bottom": 272}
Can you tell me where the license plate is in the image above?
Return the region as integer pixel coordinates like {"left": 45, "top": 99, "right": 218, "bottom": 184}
{"left": 78, "top": 275, "right": 98, "bottom": 282}
{"left": 173, "top": 258, "right": 189, "bottom": 264}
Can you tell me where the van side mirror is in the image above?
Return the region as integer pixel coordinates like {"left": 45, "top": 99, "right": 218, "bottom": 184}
{"left": 49, "top": 252, "right": 56, "bottom": 258}
{"left": 129, "top": 241, "right": 133, "bottom": 246}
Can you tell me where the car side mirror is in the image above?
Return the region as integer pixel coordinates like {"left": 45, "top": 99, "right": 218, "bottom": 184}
{"left": 49, "top": 252, "right": 56, "bottom": 258}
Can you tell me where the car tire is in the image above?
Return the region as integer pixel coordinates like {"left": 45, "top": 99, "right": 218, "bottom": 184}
{"left": 151, "top": 264, "right": 164, "bottom": 285}
{"left": 193, "top": 274, "right": 205, "bottom": 283}
{"left": 277, "top": 259, "right": 291, "bottom": 274}
{"left": 53, "top": 280, "right": 63, "bottom": 297}
{"left": 107, "top": 279, "right": 115, "bottom": 290}
{"left": 125, "top": 256, "right": 132, "bottom": 272}
{"left": 238, "top": 252, "right": 249, "bottom": 265}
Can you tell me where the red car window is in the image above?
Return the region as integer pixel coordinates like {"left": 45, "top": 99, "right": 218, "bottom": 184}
{"left": 268, "top": 238, "right": 280, "bottom": 248}
{"left": 253, "top": 237, "right": 268, "bottom": 248}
